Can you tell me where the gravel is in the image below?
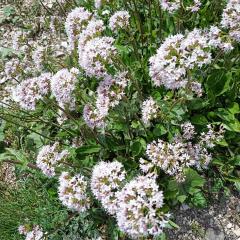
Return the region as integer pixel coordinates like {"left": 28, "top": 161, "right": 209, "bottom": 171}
{"left": 166, "top": 192, "right": 240, "bottom": 240}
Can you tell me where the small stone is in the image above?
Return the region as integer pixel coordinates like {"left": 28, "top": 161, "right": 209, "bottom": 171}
{"left": 227, "top": 223, "right": 233, "bottom": 229}
{"left": 205, "top": 228, "right": 224, "bottom": 240}
{"left": 233, "top": 228, "right": 240, "bottom": 237}
{"left": 180, "top": 204, "right": 190, "bottom": 211}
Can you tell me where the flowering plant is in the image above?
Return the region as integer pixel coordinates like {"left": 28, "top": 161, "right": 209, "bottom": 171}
{"left": 0, "top": 0, "right": 239, "bottom": 239}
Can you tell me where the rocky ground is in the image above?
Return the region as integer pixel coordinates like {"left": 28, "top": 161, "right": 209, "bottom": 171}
{"left": 167, "top": 192, "right": 240, "bottom": 240}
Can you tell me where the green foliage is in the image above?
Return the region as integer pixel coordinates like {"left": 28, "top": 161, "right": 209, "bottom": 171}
{"left": 0, "top": 175, "right": 68, "bottom": 240}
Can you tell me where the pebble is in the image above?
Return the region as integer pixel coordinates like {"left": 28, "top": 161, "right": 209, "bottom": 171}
{"left": 205, "top": 228, "right": 224, "bottom": 240}
{"left": 227, "top": 223, "right": 233, "bottom": 229}
{"left": 233, "top": 228, "right": 240, "bottom": 237}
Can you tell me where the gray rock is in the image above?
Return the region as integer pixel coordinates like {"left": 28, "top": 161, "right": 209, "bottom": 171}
{"left": 205, "top": 228, "right": 224, "bottom": 240}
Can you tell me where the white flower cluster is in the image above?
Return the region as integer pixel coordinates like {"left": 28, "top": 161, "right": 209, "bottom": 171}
{"left": 32, "top": 45, "right": 45, "bottom": 71}
{"left": 207, "top": 26, "right": 234, "bottom": 52}
{"left": 186, "top": 0, "right": 202, "bottom": 12}
{"left": 221, "top": 0, "right": 240, "bottom": 42}
{"left": 12, "top": 73, "right": 52, "bottom": 110}
{"left": 181, "top": 121, "right": 195, "bottom": 140}
{"left": 4, "top": 58, "right": 20, "bottom": 80}
{"left": 83, "top": 72, "right": 128, "bottom": 129}
{"left": 83, "top": 104, "right": 105, "bottom": 129}
{"left": 199, "top": 124, "right": 225, "bottom": 148}
{"left": 91, "top": 161, "right": 126, "bottom": 214}
{"left": 58, "top": 172, "right": 90, "bottom": 212}
{"left": 65, "top": 7, "right": 92, "bottom": 51}
{"left": 79, "top": 36, "right": 117, "bottom": 78}
{"left": 109, "top": 11, "right": 130, "bottom": 31}
{"left": 36, "top": 142, "right": 69, "bottom": 177}
{"left": 160, "top": 0, "right": 202, "bottom": 13}
{"left": 149, "top": 29, "right": 211, "bottom": 91}
{"left": 144, "top": 139, "right": 196, "bottom": 181}
{"left": 96, "top": 72, "right": 129, "bottom": 117}
{"left": 83, "top": 72, "right": 128, "bottom": 128}
{"left": 51, "top": 68, "right": 79, "bottom": 110}
{"left": 116, "top": 175, "right": 170, "bottom": 239}
{"left": 141, "top": 123, "right": 224, "bottom": 181}
{"left": 78, "top": 19, "right": 105, "bottom": 57}
{"left": 18, "top": 225, "right": 44, "bottom": 240}
{"left": 12, "top": 30, "right": 24, "bottom": 51}
{"left": 141, "top": 97, "right": 159, "bottom": 125}
{"left": 160, "top": 0, "right": 180, "bottom": 13}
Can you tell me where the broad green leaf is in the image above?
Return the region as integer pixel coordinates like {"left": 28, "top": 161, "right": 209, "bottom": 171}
{"left": 76, "top": 145, "right": 101, "bottom": 155}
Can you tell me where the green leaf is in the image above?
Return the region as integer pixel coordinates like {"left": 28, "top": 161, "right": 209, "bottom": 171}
{"left": 0, "top": 47, "right": 14, "bottom": 59}
{"left": 177, "top": 195, "right": 187, "bottom": 203}
{"left": 228, "top": 102, "right": 240, "bottom": 115}
{"left": 191, "top": 115, "right": 208, "bottom": 125}
{"left": 191, "top": 192, "right": 207, "bottom": 208}
{"left": 131, "top": 139, "right": 145, "bottom": 156}
{"left": 234, "top": 182, "right": 240, "bottom": 191}
{"left": 206, "top": 70, "right": 232, "bottom": 98}
{"left": 185, "top": 169, "right": 206, "bottom": 188}
{"left": 76, "top": 145, "right": 101, "bottom": 155}
{"left": 153, "top": 124, "right": 167, "bottom": 137}
{"left": 168, "top": 220, "right": 180, "bottom": 229}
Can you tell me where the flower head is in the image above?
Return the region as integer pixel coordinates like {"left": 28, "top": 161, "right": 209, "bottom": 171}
{"left": 58, "top": 172, "right": 90, "bottom": 212}
{"left": 109, "top": 11, "right": 130, "bottom": 31}
{"left": 19, "top": 225, "right": 44, "bottom": 240}
{"left": 79, "top": 36, "right": 117, "bottom": 78}
{"left": 141, "top": 97, "right": 159, "bottom": 125}
{"left": 96, "top": 72, "right": 129, "bottom": 117}
{"left": 36, "top": 142, "right": 69, "bottom": 177}
{"left": 51, "top": 68, "right": 79, "bottom": 111}
{"left": 116, "top": 176, "right": 170, "bottom": 239}
{"left": 65, "top": 7, "right": 92, "bottom": 51}
{"left": 12, "top": 73, "right": 51, "bottom": 110}
{"left": 91, "top": 161, "right": 126, "bottom": 214}
{"left": 221, "top": 0, "right": 240, "bottom": 42}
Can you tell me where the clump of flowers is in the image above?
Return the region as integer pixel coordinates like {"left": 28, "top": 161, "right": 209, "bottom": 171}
{"left": 83, "top": 72, "right": 129, "bottom": 128}
{"left": 65, "top": 7, "right": 92, "bottom": 51}
{"left": 160, "top": 0, "right": 181, "bottom": 13}
{"left": 91, "top": 161, "right": 126, "bottom": 214}
{"left": 12, "top": 73, "right": 52, "bottom": 110}
{"left": 144, "top": 138, "right": 195, "bottom": 181}
{"left": 96, "top": 72, "right": 129, "bottom": 117}
{"left": 50, "top": 68, "right": 79, "bottom": 110}
{"left": 207, "top": 26, "right": 233, "bottom": 52}
{"left": 18, "top": 225, "right": 44, "bottom": 240}
{"left": 141, "top": 97, "right": 159, "bottom": 125}
{"left": 160, "top": 0, "right": 202, "bottom": 13}
{"left": 79, "top": 36, "right": 117, "bottom": 78}
{"left": 83, "top": 104, "right": 105, "bottom": 129}
{"left": 78, "top": 19, "right": 105, "bottom": 57}
{"left": 221, "top": 0, "right": 240, "bottom": 42}
{"left": 58, "top": 172, "right": 90, "bottom": 212}
{"left": 32, "top": 45, "right": 46, "bottom": 71}
{"left": 36, "top": 142, "right": 69, "bottom": 177}
{"left": 116, "top": 175, "right": 170, "bottom": 239}
{"left": 181, "top": 121, "right": 196, "bottom": 140}
{"left": 4, "top": 58, "right": 20, "bottom": 80}
{"left": 109, "top": 11, "right": 130, "bottom": 31}
{"left": 186, "top": 0, "right": 202, "bottom": 12}
{"left": 141, "top": 123, "right": 224, "bottom": 181}
{"left": 199, "top": 124, "right": 225, "bottom": 148}
{"left": 149, "top": 29, "right": 211, "bottom": 92}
